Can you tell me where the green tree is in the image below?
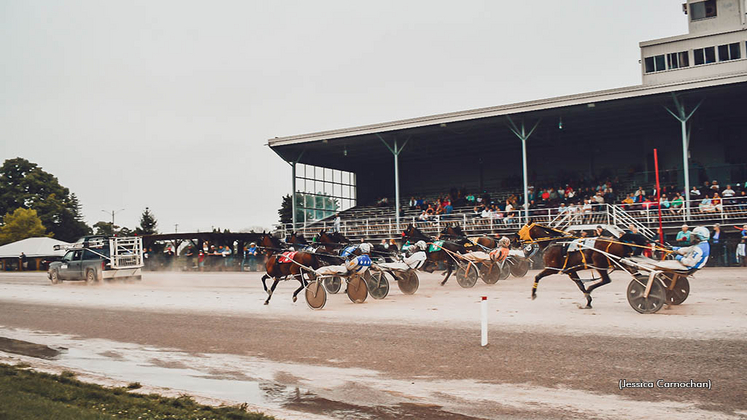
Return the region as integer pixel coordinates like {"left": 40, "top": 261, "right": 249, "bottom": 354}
{"left": 278, "top": 195, "right": 292, "bottom": 224}
{"left": 136, "top": 207, "right": 158, "bottom": 235}
{"left": 0, "top": 158, "right": 91, "bottom": 242}
{"left": 92, "top": 221, "right": 115, "bottom": 236}
{"left": 0, "top": 208, "right": 48, "bottom": 245}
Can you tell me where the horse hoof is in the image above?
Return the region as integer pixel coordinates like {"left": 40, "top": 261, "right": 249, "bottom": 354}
{"left": 531, "top": 294, "right": 537, "bottom": 301}
{"left": 263, "top": 301, "right": 269, "bottom": 305}
{"left": 292, "top": 296, "right": 297, "bottom": 303}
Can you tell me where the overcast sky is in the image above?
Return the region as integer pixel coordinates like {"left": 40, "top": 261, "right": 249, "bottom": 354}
{"left": 1, "top": 0, "right": 688, "bottom": 233}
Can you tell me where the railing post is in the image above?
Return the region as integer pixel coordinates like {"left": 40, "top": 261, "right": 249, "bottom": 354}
{"left": 463, "top": 213, "right": 467, "bottom": 230}
{"left": 388, "top": 218, "right": 392, "bottom": 236}
{"left": 344, "top": 221, "right": 347, "bottom": 236}
{"left": 366, "top": 219, "right": 369, "bottom": 237}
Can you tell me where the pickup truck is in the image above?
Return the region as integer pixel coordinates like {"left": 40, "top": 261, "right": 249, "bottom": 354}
{"left": 48, "top": 236, "right": 144, "bottom": 284}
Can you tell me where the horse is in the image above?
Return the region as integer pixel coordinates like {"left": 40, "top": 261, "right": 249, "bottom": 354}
{"left": 286, "top": 232, "right": 314, "bottom": 251}
{"left": 516, "top": 223, "right": 639, "bottom": 309}
{"left": 259, "top": 233, "right": 322, "bottom": 305}
{"left": 402, "top": 224, "right": 467, "bottom": 285}
{"left": 439, "top": 224, "right": 497, "bottom": 251}
{"left": 315, "top": 230, "right": 349, "bottom": 254}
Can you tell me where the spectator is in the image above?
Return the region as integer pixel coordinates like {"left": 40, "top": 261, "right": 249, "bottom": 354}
{"left": 333, "top": 213, "right": 341, "bottom": 232}
{"left": 736, "top": 224, "right": 747, "bottom": 267}
{"left": 722, "top": 185, "right": 735, "bottom": 198}
{"left": 710, "top": 180, "right": 720, "bottom": 192}
{"left": 20, "top": 252, "right": 27, "bottom": 271}
{"left": 712, "top": 193, "right": 723, "bottom": 212}
{"left": 671, "top": 193, "right": 684, "bottom": 214}
{"left": 699, "top": 196, "right": 715, "bottom": 213}
{"left": 710, "top": 224, "right": 725, "bottom": 266}
{"left": 676, "top": 224, "right": 691, "bottom": 246}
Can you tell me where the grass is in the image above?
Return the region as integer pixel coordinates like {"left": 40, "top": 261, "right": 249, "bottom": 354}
{"left": 0, "top": 363, "right": 275, "bottom": 420}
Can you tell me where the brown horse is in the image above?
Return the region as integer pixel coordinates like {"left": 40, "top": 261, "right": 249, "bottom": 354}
{"left": 403, "top": 224, "right": 467, "bottom": 285}
{"left": 259, "top": 233, "right": 321, "bottom": 305}
{"left": 517, "top": 223, "right": 636, "bottom": 309}
{"left": 440, "top": 224, "right": 496, "bottom": 250}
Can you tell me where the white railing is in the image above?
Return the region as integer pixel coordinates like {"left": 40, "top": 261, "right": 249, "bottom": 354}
{"left": 272, "top": 198, "right": 747, "bottom": 241}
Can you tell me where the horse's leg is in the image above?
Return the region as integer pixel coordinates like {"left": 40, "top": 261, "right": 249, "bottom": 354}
{"left": 261, "top": 274, "right": 270, "bottom": 293}
{"left": 582, "top": 270, "right": 612, "bottom": 309}
{"left": 291, "top": 272, "right": 306, "bottom": 303}
{"left": 568, "top": 271, "right": 592, "bottom": 308}
{"left": 264, "top": 278, "right": 280, "bottom": 305}
{"left": 531, "top": 268, "right": 556, "bottom": 300}
{"left": 440, "top": 261, "right": 453, "bottom": 286}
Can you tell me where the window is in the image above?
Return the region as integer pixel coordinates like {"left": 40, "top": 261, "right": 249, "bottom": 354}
{"left": 694, "top": 47, "right": 716, "bottom": 65}
{"left": 295, "top": 163, "right": 356, "bottom": 222}
{"left": 644, "top": 55, "right": 666, "bottom": 73}
{"left": 718, "top": 43, "right": 741, "bottom": 61}
{"left": 690, "top": 0, "right": 717, "bottom": 21}
{"left": 644, "top": 57, "right": 655, "bottom": 73}
{"left": 667, "top": 51, "right": 689, "bottom": 69}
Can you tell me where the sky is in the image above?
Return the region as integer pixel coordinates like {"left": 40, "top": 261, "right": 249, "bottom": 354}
{"left": 0, "top": 0, "right": 689, "bottom": 233}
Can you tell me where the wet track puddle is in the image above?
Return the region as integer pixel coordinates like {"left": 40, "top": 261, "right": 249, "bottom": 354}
{"left": 0, "top": 328, "right": 481, "bottom": 419}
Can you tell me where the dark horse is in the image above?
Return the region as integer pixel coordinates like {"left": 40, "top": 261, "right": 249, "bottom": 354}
{"left": 517, "top": 223, "right": 638, "bottom": 309}
{"left": 440, "top": 224, "right": 497, "bottom": 251}
{"left": 259, "top": 233, "right": 321, "bottom": 305}
{"left": 403, "top": 224, "right": 467, "bottom": 285}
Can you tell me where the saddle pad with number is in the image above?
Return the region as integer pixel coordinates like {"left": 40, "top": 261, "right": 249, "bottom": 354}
{"left": 428, "top": 240, "right": 445, "bottom": 253}
{"left": 277, "top": 251, "right": 298, "bottom": 264}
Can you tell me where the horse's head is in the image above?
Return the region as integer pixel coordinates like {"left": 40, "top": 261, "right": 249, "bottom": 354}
{"left": 258, "top": 233, "right": 282, "bottom": 256}
{"left": 286, "top": 232, "right": 308, "bottom": 245}
{"left": 403, "top": 224, "right": 431, "bottom": 242}
{"left": 440, "top": 224, "right": 465, "bottom": 239}
{"left": 517, "top": 223, "right": 570, "bottom": 245}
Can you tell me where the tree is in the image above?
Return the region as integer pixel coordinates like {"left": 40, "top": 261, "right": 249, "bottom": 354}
{"left": 0, "top": 208, "right": 48, "bottom": 245}
{"left": 92, "top": 221, "right": 115, "bottom": 237}
{"left": 278, "top": 195, "right": 292, "bottom": 224}
{"left": 0, "top": 158, "right": 91, "bottom": 242}
{"left": 136, "top": 207, "right": 158, "bottom": 235}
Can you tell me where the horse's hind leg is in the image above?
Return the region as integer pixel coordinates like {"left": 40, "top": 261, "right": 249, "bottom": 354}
{"left": 582, "top": 270, "right": 612, "bottom": 309}
{"left": 531, "top": 268, "right": 555, "bottom": 300}
{"left": 569, "top": 271, "right": 592, "bottom": 309}
{"left": 264, "top": 279, "right": 280, "bottom": 305}
{"left": 291, "top": 273, "right": 305, "bottom": 303}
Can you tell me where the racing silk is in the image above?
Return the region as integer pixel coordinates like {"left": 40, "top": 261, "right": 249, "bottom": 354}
{"left": 428, "top": 240, "right": 445, "bottom": 253}
{"left": 673, "top": 242, "right": 710, "bottom": 270}
{"left": 277, "top": 251, "right": 298, "bottom": 264}
{"left": 341, "top": 245, "right": 358, "bottom": 258}
{"left": 344, "top": 254, "right": 372, "bottom": 273}
{"left": 489, "top": 247, "right": 509, "bottom": 262}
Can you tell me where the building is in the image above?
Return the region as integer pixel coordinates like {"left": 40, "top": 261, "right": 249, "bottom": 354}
{"left": 269, "top": 0, "right": 747, "bottom": 235}
{"left": 0, "top": 237, "right": 70, "bottom": 271}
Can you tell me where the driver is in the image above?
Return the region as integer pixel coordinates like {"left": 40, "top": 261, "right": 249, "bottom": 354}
{"left": 490, "top": 237, "right": 511, "bottom": 262}
{"left": 671, "top": 230, "right": 710, "bottom": 270}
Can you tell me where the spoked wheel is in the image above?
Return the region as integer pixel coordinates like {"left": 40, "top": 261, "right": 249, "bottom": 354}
{"left": 660, "top": 273, "right": 690, "bottom": 305}
{"left": 367, "top": 271, "right": 390, "bottom": 300}
{"left": 510, "top": 258, "right": 530, "bottom": 277}
{"left": 396, "top": 271, "right": 419, "bottom": 295}
{"left": 627, "top": 274, "right": 667, "bottom": 314}
{"left": 305, "top": 280, "right": 327, "bottom": 310}
{"left": 50, "top": 270, "right": 60, "bottom": 285}
{"left": 346, "top": 275, "right": 368, "bottom": 303}
{"left": 323, "top": 277, "right": 342, "bottom": 294}
{"left": 479, "top": 264, "right": 500, "bottom": 285}
{"left": 498, "top": 261, "right": 511, "bottom": 281}
{"left": 456, "top": 263, "right": 478, "bottom": 288}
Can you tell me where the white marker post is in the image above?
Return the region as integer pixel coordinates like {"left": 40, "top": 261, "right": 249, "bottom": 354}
{"left": 481, "top": 296, "right": 488, "bottom": 347}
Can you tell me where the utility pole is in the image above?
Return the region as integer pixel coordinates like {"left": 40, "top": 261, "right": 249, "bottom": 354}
{"left": 174, "top": 223, "right": 179, "bottom": 233}
{"left": 101, "top": 209, "right": 125, "bottom": 226}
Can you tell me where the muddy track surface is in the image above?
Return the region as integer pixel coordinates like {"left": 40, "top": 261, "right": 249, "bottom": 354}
{"left": 1, "top": 271, "right": 746, "bottom": 419}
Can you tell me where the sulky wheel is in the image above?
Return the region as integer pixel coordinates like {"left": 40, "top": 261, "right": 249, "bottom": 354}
{"left": 396, "top": 271, "right": 419, "bottom": 295}
{"left": 479, "top": 264, "right": 500, "bottom": 285}
{"left": 456, "top": 263, "right": 478, "bottom": 288}
{"left": 346, "top": 275, "right": 368, "bottom": 303}
{"left": 323, "top": 277, "right": 342, "bottom": 294}
{"left": 498, "top": 261, "right": 511, "bottom": 281}
{"left": 305, "top": 280, "right": 327, "bottom": 310}
{"left": 659, "top": 273, "right": 690, "bottom": 305}
{"left": 367, "top": 271, "right": 390, "bottom": 300}
{"left": 510, "top": 258, "right": 530, "bottom": 277}
{"left": 627, "top": 274, "right": 667, "bottom": 314}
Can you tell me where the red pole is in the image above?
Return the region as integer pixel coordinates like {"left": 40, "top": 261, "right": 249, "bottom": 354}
{"left": 654, "top": 149, "right": 664, "bottom": 244}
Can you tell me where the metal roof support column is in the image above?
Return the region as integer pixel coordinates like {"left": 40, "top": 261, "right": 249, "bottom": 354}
{"left": 284, "top": 150, "right": 306, "bottom": 231}
{"left": 507, "top": 116, "right": 541, "bottom": 225}
{"left": 378, "top": 134, "right": 410, "bottom": 233}
{"left": 664, "top": 94, "right": 702, "bottom": 222}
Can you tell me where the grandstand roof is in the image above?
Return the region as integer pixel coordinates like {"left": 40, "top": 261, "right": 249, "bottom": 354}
{"left": 269, "top": 72, "right": 747, "bottom": 155}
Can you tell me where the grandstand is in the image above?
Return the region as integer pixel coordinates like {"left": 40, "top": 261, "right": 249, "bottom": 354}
{"left": 270, "top": 0, "right": 747, "bottom": 241}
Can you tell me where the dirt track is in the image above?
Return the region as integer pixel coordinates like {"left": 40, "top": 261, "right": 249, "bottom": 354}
{"left": 1, "top": 269, "right": 746, "bottom": 419}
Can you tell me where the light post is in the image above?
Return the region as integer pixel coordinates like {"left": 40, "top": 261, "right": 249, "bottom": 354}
{"left": 101, "top": 209, "right": 125, "bottom": 229}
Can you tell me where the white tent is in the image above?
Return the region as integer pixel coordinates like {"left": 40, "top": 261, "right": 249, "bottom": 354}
{"left": 0, "top": 237, "right": 71, "bottom": 258}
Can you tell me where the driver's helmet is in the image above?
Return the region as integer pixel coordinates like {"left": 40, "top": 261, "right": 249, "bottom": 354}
{"left": 359, "top": 243, "right": 372, "bottom": 254}
{"left": 415, "top": 240, "right": 427, "bottom": 251}
{"left": 692, "top": 226, "right": 710, "bottom": 241}
{"left": 498, "top": 237, "right": 511, "bottom": 248}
